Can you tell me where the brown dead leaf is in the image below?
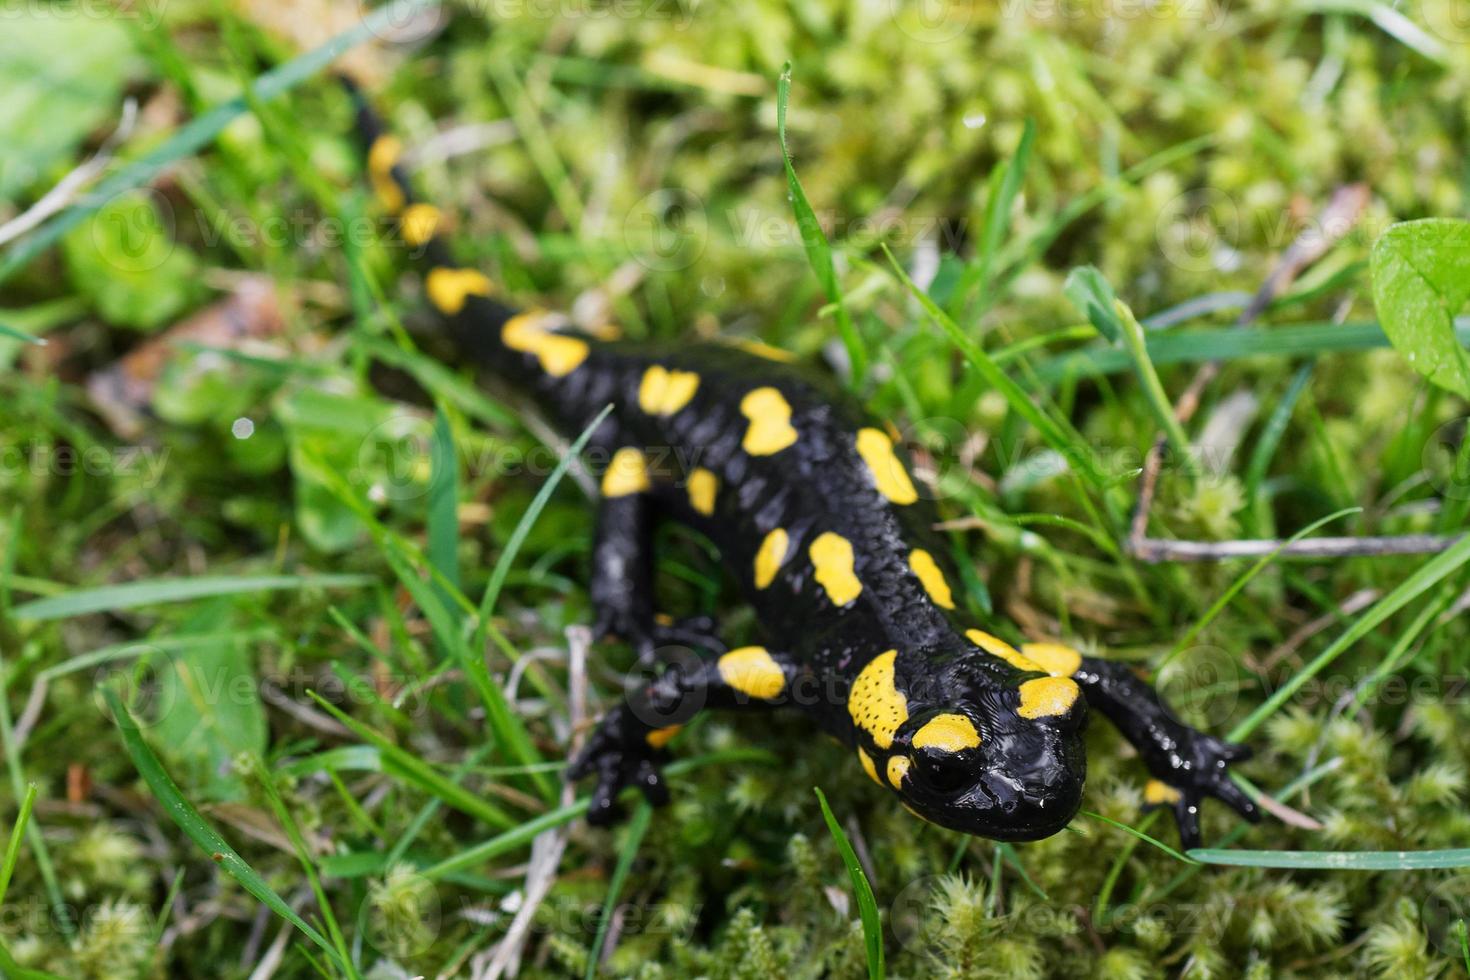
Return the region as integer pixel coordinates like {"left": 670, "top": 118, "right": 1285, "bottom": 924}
{"left": 86, "top": 276, "right": 282, "bottom": 438}
{"left": 237, "top": 0, "right": 431, "bottom": 84}
{"left": 204, "top": 802, "right": 331, "bottom": 857}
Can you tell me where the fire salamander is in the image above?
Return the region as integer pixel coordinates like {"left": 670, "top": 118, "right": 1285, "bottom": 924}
{"left": 348, "top": 83, "right": 1259, "bottom": 849}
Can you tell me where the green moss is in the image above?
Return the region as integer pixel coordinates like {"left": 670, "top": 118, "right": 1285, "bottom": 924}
{"left": 2, "top": 0, "right": 1469, "bottom": 976}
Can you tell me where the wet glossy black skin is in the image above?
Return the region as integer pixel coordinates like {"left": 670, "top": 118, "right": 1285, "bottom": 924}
{"left": 468, "top": 322, "right": 1254, "bottom": 846}
{"left": 350, "top": 87, "right": 1259, "bottom": 848}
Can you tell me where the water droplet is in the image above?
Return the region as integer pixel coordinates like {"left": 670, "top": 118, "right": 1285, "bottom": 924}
{"left": 231, "top": 418, "right": 255, "bottom": 440}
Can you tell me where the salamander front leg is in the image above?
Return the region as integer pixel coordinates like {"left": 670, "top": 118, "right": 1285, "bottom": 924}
{"left": 569, "top": 645, "right": 800, "bottom": 824}
{"left": 589, "top": 490, "right": 657, "bottom": 658}
{"left": 589, "top": 473, "right": 726, "bottom": 663}
{"left": 1029, "top": 645, "right": 1259, "bottom": 849}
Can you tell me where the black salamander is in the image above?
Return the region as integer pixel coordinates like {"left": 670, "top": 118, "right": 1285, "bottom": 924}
{"left": 347, "top": 84, "right": 1258, "bottom": 848}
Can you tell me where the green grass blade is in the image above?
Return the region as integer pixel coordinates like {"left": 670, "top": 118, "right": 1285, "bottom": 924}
{"left": 991, "top": 133, "right": 1217, "bottom": 289}
{"left": 296, "top": 446, "right": 554, "bottom": 799}
{"left": 585, "top": 801, "right": 653, "bottom": 980}
{"left": 1300, "top": 0, "right": 1448, "bottom": 63}
{"left": 102, "top": 687, "right": 349, "bottom": 970}
{"left": 1112, "top": 288, "right": 1196, "bottom": 472}
{"left": 0, "top": 783, "right": 37, "bottom": 907}
{"left": 477, "top": 404, "right": 613, "bottom": 625}
{"left": 428, "top": 407, "right": 462, "bottom": 599}
{"left": 882, "top": 244, "right": 1109, "bottom": 495}
{"left": 0, "top": 323, "right": 45, "bottom": 346}
{"left": 1189, "top": 848, "right": 1470, "bottom": 870}
{"left": 1242, "top": 361, "right": 1314, "bottom": 535}
{"left": 1228, "top": 531, "right": 1470, "bottom": 742}
{"left": 360, "top": 337, "right": 519, "bottom": 429}
{"left": 307, "top": 691, "right": 519, "bottom": 830}
{"left": 425, "top": 749, "right": 776, "bottom": 880}
{"left": 425, "top": 799, "right": 591, "bottom": 881}
{"left": 777, "top": 63, "right": 866, "bottom": 388}
{"left": 0, "top": 943, "right": 65, "bottom": 980}
{"left": 0, "top": 600, "right": 70, "bottom": 938}
{"left": 951, "top": 119, "right": 1035, "bottom": 318}
{"left": 1031, "top": 318, "right": 1470, "bottom": 383}
{"left": 1082, "top": 810, "right": 1197, "bottom": 865}
{"left": 12, "top": 573, "right": 371, "bottom": 621}
{"left": 33, "top": 630, "right": 273, "bottom": 683}
{"left": 248, "top": 755, "right": 360, "bottom": 978}
{"left": 428, "top": 405, "right": 463, "bottom": 663}
{"left": 0, "top": 0, "right": 442, "bottom": 287}
{"left": 1160, "top": 507, "right": 1361, "bottom": 667}
{"left": 1094, "top": 810, "right": 1160, "bottom": 924}
{"left": 814, "top": 787, "right": 884, "bottom": 980}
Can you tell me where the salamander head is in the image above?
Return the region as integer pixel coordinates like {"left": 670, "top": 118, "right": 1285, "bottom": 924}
{"left": 852, "top": 639, "right": 1088, "bottom": 840}
{"left": 889, "top": 693, "right": 1086, "bottom": 840}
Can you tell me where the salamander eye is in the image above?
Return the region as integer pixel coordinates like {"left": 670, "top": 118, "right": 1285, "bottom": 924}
{"left": 912, "top": 749, "right": 972, "bottom": 795}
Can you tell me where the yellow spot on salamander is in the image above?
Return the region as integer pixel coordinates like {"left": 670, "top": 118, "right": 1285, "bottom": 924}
{"left": 646, "top": 725, "right": 682, "bottom": 749}
{"left": 754, "top": 528, "right": 789, "bottom": 589}
{"left": 588, "top": 321, "right": 623, "bottom": 341}
{"left": 368, "top": 134, "right": 405, "bottom": 214}
{"left": 502, "top": 313, "right": 590, "bottom": 377}
{"left": 908, "top": 549, "right": 954, "bottom": 609}
{"left": 425, "top": 267, "right": 494, "bottom": 315}
{"left": 911, "top": 713, "right": 981, "bottom": 752}
{"left": 740, "top": 387, "right": 798, "bottom": 456}
{"left": 1021, "top": 642, "right": 1083, "bottom": 678}
{"left": 965, "top": 628, "right": 1041, "bottom": 672}
{"left": 848, "top": 650, "right": 907, "bottom": 750}
{"left": 718, "top": 646, "right": 785, "bottom": 700}
{"left": 1144, "top": 779, "right": 1182, "bottom": 806}
{"left": 858, "top": 748, "right": 881, "bottom": 785}
{"left": 401, "top": 203, "right": 442, "bottom": 247}
{"left": 887, "top": 755, "right": 911, "bottom": 790}
{"left": 638, "top": 365, "right": 701, "bottom": 416}
{"left": 733, "top": 338, "right": 796, "bottom": 362}
{"left": 810, "top": 532, "right": 862, "bottom": 607}
{"left": 686, "top": 468, "right": 718, "bottom": 516}
{"left": 1017, "top": 676, "right": 1080, "bottom": 719}
{"left": 855, "top": 428, "right": 918, "bottom": 505}
{"left": 601, "top": 448, "right": 650, "bottom": 498}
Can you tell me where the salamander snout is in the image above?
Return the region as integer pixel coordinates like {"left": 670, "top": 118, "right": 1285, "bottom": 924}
{"left": 887, "top": 704, "right": 1087, "bottom": 840}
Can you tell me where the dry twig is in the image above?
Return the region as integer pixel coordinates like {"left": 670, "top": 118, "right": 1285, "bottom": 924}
{"left": 1122, "top": 185, "right": 1460, "bottom": 563}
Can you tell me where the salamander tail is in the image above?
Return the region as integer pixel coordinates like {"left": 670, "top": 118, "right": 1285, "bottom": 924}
{"left": 340, "top": 75, "right": 529, "bottom": 368}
